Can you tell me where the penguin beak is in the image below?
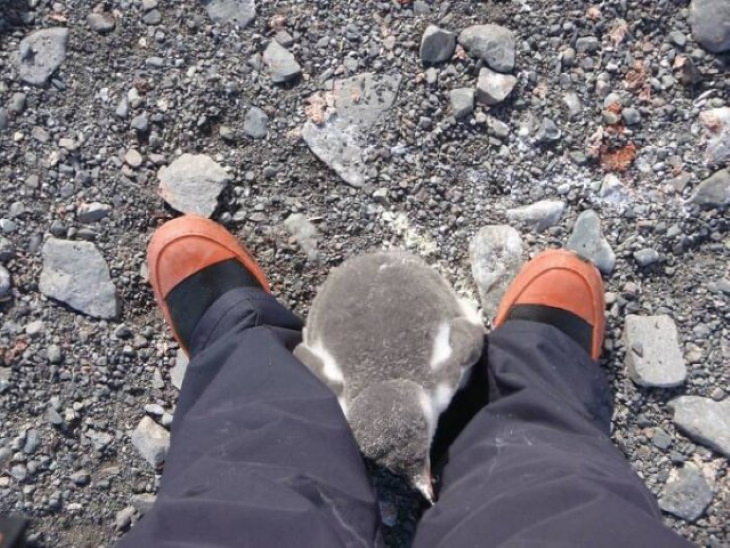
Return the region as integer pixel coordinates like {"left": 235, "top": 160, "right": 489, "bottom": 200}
{"left": 413, "top": 467, "right": 435, "bottom": 504}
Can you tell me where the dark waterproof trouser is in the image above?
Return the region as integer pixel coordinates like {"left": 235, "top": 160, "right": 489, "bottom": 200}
{"left": 120, "top": 287, "right": 691, "bottom": 547}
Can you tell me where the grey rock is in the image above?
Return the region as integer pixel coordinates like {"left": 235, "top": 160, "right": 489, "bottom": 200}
{"left": 652, "top": 428, "right": 673, "bottom": 451}
{"left": 669, "top": 396, "right": 730, "bottom": 457}
{"left": 476, "top": 67, "right": 517, "bottom": 106}
{"left": 7, "top": 93, "right": 26, "bottom": 115}
{"left": 566, "top": 210, "right": 616, "bottom": 274}
{"left": 10, "top": 464, "right": 27, "bottom": 482}
{"left": 70, "top": 469, "right": 90, "bottom": 486}
{"left": 115, "top": 505, "right": 136, "bottom": 531}
{"left": 39, "top": 238, "right": 118, "bottom": 319}
{"left": 124, "top": 149, "right": 143, "bottom": 168}
{"left": 23, "top": 429, "right": 40, "bottom": 454}
{"left": 170, "top": 349, "right": 188, "bottom": 390}
{"left": 87, "top": 12, "right": 116, "bottom": 33}
{"left": 262, "top": 40, "right": 301, "bottom": 83}
{"left": 243, "top": 107, "right": 269, "bottom": 138}
{"left": 275, "top": 30, "right": 294, "bottom": 47}
{"left": 634, "top": 248, "right": 660, "bottom": 267}
{"left": 688, "top": 169, "right": 730, "bottom": 208}
{"left": 130, "top": 416, "right": 170, "bottom": 467}
{"left": 622, "top": 107, "right": 641, "bottom": 125}
{"left": 669, "top": 30, "right": 687, "bottom": 47}
{"left": 575, "top": 36, "right": 600, "bottom": 53}
{"left": 0, "top": 236, "right": 14, "bottom": 262}
{"left": 469, "top": 225, "right": 524, "bottom": 321}
{"left": 0, "top": 108, "right": 7, "bottom": 131}
{"left": 506, "top": 200, "right": 565, "bottom": 231}
{"left": 130, "top": 494, "right": 157, "bottom": 515}
{"left": 699, "top": 108, "right": 730, "bottom": 164}
{"left": 624, "top": 315, "right": 687, "bottom": 387}
{"left": 204, "top": 0, "right": 256, "bottom": 28}
{"left": 689, "top": 0, "right": 730, "bottom": 53}
{"left": 563, "top": 91, "right": 582, "bottom": 119}
{"left": 15, "top": 28, "right": 69, "bottom": 85}
{"left": 534, "top": 118, "right": 561, "bottom": 143}
{"left": 658, "top": 463, "right": 713, "bottom": 522}
{"left": 458, "top": 24, "right": 516, "bottom": 72}
{"left": 486, "top": 116, "right": 510, "bottom": 138}
{"left": 157, "top": 154, "right": 232, "bottom": 217}
{"left": 0, "top": 265, "right": 10, "bottom": 298}
{"left": 449, "top": 88, "right": 475, "bottom": 119}
{"left": 284, "top": 214, "right": 319, "bottom": 260}
{"left": 77, "top": 202, "right": 111, "bottom": 223}
{"left": 47, "top": 344, "right": 62, "bottom": 364}
{"left": 302, "top": 73, "right": 401, "bottom": 187}
{"left": 420, "top": 25, "right": 456, "bottom": 65}
{"left": 115, "top": 97, "right": 129, "bottom": 118}
{"left": 142, "top": 9, "right": 162, "bottom": 25}
{"left": 130, "top": 113, "right": 149, "bottom": 132}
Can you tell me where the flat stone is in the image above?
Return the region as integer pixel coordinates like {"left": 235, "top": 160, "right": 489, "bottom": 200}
{"left": 302, "top": 73, "right": 401, "bottom": 187}
{"left": 15, "top": 28, "right": 69, "bottom": 85}
{"left": 624, "top": 315, "right": 687, "bottom": 387}
{"left": 689, "top": 0, "right": 730, "bottom": 53}
{"left": 243, "top": 107, "right": 269, "bottom": 138}
{"left": 476, "top": 67, "right": 517, "bottom": 106}
{"left": 658, "top": 463, "right": 714, "bottom": 522}
{"left": 262, "top": 40, "right": 301, "bottom": 83}
{"left": 87, "top": 12, "right": 116, "bottom": 33}
{"left": 669, "top": 396, "right": 730, "bottom": 457}
{"left": 157, "top": 154, "right": 231, "bottom": 217}
{"left": 124, "top": 149, "right": 143, "bottom": 168}
{"left": 688, "top": 169, "right": 730, "bottom": 208}
{"left": 634, "top": 248, "right": 660, "bottom": 267}
{"left": 449, "top": 88, "right": 475, "bottom": 119}
{"left": 506, "top": 200, "right": 565, "bottom": 231}
{"left": 130, "top": 416, "right": 170, "bottom": 467}
{"left": 469, "top": 225, "right": 524, "bottom": 321}
{"left": 458, "top": 24, "right": 516, "bottom": 72}
{"left": 39, "top": 238, "right": 118, "bottom": 319}
{"left": 420, "top": 25, "right": 456, "bottom": 65}
{"left": 699, "top": 108, "right": 730, "bottom": 165}
{"left": 204, "top": 0, "right": 256, "bottom": 28}
{"left": 566, "top": 210, "right": 616, "bottom": 274}
{"left": 77, "top": 202, "right": 111, "bottom": 223}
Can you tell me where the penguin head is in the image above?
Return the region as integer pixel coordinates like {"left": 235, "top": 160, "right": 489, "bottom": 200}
{"left": 348, "top": 379, "right": 435, "bottom": 502}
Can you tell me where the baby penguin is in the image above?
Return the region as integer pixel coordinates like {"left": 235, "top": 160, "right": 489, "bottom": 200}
{"left": 294, "top": 251, "right": 484, "bottom": 501}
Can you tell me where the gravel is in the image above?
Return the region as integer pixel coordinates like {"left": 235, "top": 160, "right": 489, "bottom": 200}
{"left": 0, "top": 0, "right": 727, "bottom": 545}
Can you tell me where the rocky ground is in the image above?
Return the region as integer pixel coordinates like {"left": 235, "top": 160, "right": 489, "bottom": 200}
{"left": 0, "top": 0, "right": 728, "bottom": 545}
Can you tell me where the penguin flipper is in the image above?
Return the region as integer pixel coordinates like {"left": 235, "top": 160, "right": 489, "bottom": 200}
{"left": 293, "top": 342, "right": 345, "bottom": 399}
{"left": 442, "top": 317, "right": 486, "bottom": 387}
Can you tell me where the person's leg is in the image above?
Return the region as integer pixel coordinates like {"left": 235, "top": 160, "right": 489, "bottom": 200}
{"left": 120, "top": 217, "right": 380, "bottom": 547}
{"left": 415, "top": 250, "right": 691, "bottom": 547}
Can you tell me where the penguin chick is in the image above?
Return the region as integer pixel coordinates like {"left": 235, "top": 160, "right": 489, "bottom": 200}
{"left": 294, "top": 251, "right": 485, "bottom": 501}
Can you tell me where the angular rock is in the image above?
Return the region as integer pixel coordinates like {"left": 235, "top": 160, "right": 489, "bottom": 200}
{"left": 130, "top": 416, "right": 170, "bottom": 467}
{"left": 566, "top": 210, "right": 616, "bottom": 274}
{"left": 688, "top": 169, "right": 730, "bottom": 208}
{"left": 506, "top": 200, "right": 565, "bottom": 231}
{"left": 170, "top": 349, "right": 188, "bottom": 391}
{"left": 699, "top": 107, "right": 730, "bottom": 164}
{"left": 15, "top": 28, "right": 69, "bottom": 85}
{"left": 115, "top": 506, "right": 136, "bottom": 531}
{"left": 243, "top": 107, "right": 268, "bottom": 138}
{"left": 420, "top": 25, "right": 456, "bottom": 65}
{"left": 158, "top": 154, "right": 231, "bottom": 217}
{"left": 204, "top": 0, "right": 256, "bottom": 27}
{"left": 449, "top": 88, "right": 475, "bottom": 119}
{"left": 634, "top": 248, "right": 660, "bottom": 267}
{"left": 689, "top": 0, "right": 730, "bottom": 53}
{"left": 476, "top": 67, "right": 517, "bottom": 106}
{"left": 458, "top": 24, "right": 516, "bottom": 72}
{"left": 0, "top": 236, "right": 15, "bottom": 262}
{"left": 669, "top": 396, "right": 730, "bottom": 457}
{"left": 39, "top": 238, "right": 118, "bottom": 319}
{"left": 262, "top": 40, "right": 301, "bottom": 83}
{"left": 534, "top": 118, "right": 561, "bottom": 143}
{"left": 302, "top": 73, "right": 401, "bottom": 187}
{"left": 658, "top": 463, "right": 714, "bottom": 522}
{"left": 87, "top": 12, "right": 116, "bottom": 33}
{"left": 624, "top": 315, "right": 687, "bottom": 387}
{"left": 469, "top": 225, "right": 524, "bottom": 321}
